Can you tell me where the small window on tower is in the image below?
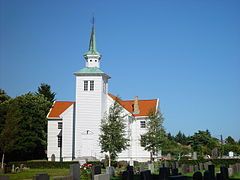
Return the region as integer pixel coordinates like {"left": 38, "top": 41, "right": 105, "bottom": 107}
{"left": 90, "top": 60, "right": 92, "bottom": 62}
{"left": 103, "top": 82, "right": 106, "bottom": 94}
{"left": 90, "top": 81, "right": 94, "bottom": 91}
{"left": 95, "top": 60, "right": 97, "bottom": 62}
{"left": 84, "top": 81, "right": 88, "bottom": 91}
{"left": 58, "top": 136, "right": 62, "bottom": 147}
{"left": 140, "top": 121, "right": 146, "bottom": 128}
{"left": 58, "top": 122, "right": 62, "bottom": 129}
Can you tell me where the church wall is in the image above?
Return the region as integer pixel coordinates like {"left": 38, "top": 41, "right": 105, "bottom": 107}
{"left": 131, "top": 117, "right": 150, "bottom": 161}
{"left": 47, "top": 120, "right": 61, "bottom": 161}
{"left": 62, "top": 104, "right": 74, "bottom": 161}
{"left": 75, "top": 75, "right": 106, "bottom": 159}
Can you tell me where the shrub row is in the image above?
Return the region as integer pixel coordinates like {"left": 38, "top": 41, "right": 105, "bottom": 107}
{"left": 7, "top": 158, "right": 240, "bottom": 169}
{"left": 167, "top": 159, "right": 240, "bottom": 167}
{"left": 7, "top": 160, "right": 79, "bottom": 169}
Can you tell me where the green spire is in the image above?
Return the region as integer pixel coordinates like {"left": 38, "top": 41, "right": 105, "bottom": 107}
{"left": 84, "top": 18, "right": 101, "bottom": 58}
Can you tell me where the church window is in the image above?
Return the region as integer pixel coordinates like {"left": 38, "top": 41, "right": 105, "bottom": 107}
{"left": 58, "top": 122, "right": 62, "bottom": 129}
{"left": 58, "top": 136, "right": 62, "bottom": 147}
{"left": 84, "top": 81, "right": 88, "bottom": 91}
{"left": 140, "top": 121, "right": 146, "bottom": 128}
{"left": 95, "top": 60, "right": 97, "bottom": 62}
{"left": 90, "top": 81, "right": 94, "bottom": 91}
{"left": 103, "top": 82, "right": 106, "bottom": 94}
{"left": 90, "top": 60, "right": 92, "bottom": 62}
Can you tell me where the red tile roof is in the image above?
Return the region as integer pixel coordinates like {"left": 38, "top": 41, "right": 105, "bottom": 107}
{"left": 47, "top": 94, "right": 158, "bottom": 119}
{"left": 108, "top": 94, "right": 158, "bottom": 117}
{"left": 47, "top": 101, "right": 74, "bottom": 118}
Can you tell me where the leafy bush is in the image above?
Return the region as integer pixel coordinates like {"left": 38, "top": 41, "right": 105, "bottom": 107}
{"left": 7, "top": 160, "right": 79, "bottom": 169}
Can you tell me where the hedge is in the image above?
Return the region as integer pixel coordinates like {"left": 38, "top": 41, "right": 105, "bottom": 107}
{"left": 7, "top": 160, "right": 79, "bottom": 169}
{"left": 166, "top": 159, "right": 240, "bottom": 167}
{"left": 7, "top": 158, "right": 240, "bottom": 169}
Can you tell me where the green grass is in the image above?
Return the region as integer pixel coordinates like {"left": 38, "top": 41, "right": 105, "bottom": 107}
{"left": 231, "top": 172, "right": 240, "bottom": 179}
{"left": 0, "top": 168, "right": 69, "bottom": 180}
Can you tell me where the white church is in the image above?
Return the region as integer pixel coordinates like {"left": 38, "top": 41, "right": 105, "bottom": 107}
{"left": 47, "top": 23, "right": 159, "bottom": 162}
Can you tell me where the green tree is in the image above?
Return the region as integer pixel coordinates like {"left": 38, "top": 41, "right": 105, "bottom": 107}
{"left": 99, "top": 99, "right": 129, "bottom": 166}
{"left": 162, "top": 139, "right": 191, "bottom": 160}
{"left": 223, "top": 136, "right": 240, "bottom": 156}
{"left": 174, "top": 131, "right": 189, "bottom": 145}
{"left": 37, "top": 83, "right": 56, "bottom": 103}
{"left": 0, "top": 93, "right": 51, "bottom": 162}
{"left": 0, "top": 91, "right": 11, "bottom": 133}
{"left": 188, "top": 130, "right": 219, "bottom": 157}
{"left": 225, "top": 136, "right": 236, "bottom": 145}
{"left": 0, "top": 89, "right": 10, "bottom": 104}
{"left": 140, "top": 110, "right": 166, "bottom": 162}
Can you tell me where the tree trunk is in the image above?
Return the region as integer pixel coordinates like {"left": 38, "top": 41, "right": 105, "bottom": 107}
{"left": 1, "top": 153, "right": 4, "bottom": 169}
{"left": 150, "top": 152, "right": 153, "bottom": 163}
{"left": 108, "top": 151, "right": 111, "bottom": 167}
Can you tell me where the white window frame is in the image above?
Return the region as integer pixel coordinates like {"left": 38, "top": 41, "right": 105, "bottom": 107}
{"left": 84, "top": 81, "right": 88, "bottom": 91}
{"left": 90, "top": 81, "right": 94, "bottom": 91}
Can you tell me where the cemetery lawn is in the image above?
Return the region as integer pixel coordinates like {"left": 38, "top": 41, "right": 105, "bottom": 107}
{"left": 231, "top": 172, "right": 240, "bottom": 179}
{"left": 0, "top": 168, "right": 69, "bottom": 180}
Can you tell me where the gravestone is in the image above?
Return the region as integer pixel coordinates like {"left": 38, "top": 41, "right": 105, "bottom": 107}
{"left": 229, "top": 164, "right": 236, "bottom": 175}
{"left": 94, "top": 174, "right": 110, "bottom": 180}
{"left": 122, "top": 170, "right": 133, "bottom": 180}
{"left": 176, "top": 162, "right": 179, "bottom": 169}
{"left": 172, "top": 168, "right": 179, "bottom": 176}
{"left": 159, "top": 167, "right": 170, "bottom": 180}
{"left": 148, "top": 163, "right": 154, "bottom": 174}
{"left": 11, "top": 164, "right": 15, "bottom": 173}
{"left": 189, "top": 165, "right": 194, "bottom": 173}
{"left": 0, "top": 176, "right": 9, "bottom": 180}
{"left": 91, "top": 166, "right": 101, "bottom": 180}
{"left": 164, "top": 160, "right": 169, "bottom": 168}
{"left": 204, "top": 170, "right": 210, "bottom": 180}
{"left": 20, "top": 164, "right": 24, "bottom": 172}
{"left": 194, "top": 165, "right": 199, "bottom": 172}
{"left": 193, "top": 152, "right": 197, "bottom": 160}
{"left": 106, "top": 166, "right": 115, "bottom": 177}
{"left": 193, "top": 171, "right": 202, "bottom": 180}
{"left": 216, "top": 173, "right": 223, "bottom": 180}
{"left": 51, "top": 154, "right": 55, "bottom": 162}
{"left": 199, "top": 163, "right": 203, "bottom": 171}
{"left": 140, "top": 170, "right": 151, "bottom": 180}
{"left": 208, "top": 165, "right": 215, "bottom": 180}
{"left": 33, "top": 173, "right": 50, "bottom": 180}
{"left": 127, "top": 165, "right": 134, "bottom": 172}
{"left": 167, "top": 153, "right": 171, "bottom": 160}
{"left": 169, "top": 175, "right": 187, "bottom": 180}
{"left": 140, "top": 164, "right": 145, "bottom": 172}
{"left": 228, "top": 168, "right": 233, "bottom": 177}
{"left": 70, "top": 163, "right": 80, "bottom": 180}
{"left": 237, "top": 163, "right": 240, "bottom": 173}
{"left": 181, "top": 164, "right": 188, "bottom": 174}
{"left": 53, "top": 175, "right": 73, "bottom": 180}
{"left": 220, "top": 166, "right": 228, "bottom": 180}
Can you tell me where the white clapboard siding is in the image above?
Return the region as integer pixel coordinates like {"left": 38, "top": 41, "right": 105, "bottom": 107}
{"left": 47, "top": 120, "right": 61, "bottom": 161}
{"left": 61, "top": 104, "right": 74, "bottom": 161}
{"left": 75, "top": 75, "right": 108, "bottom": 159}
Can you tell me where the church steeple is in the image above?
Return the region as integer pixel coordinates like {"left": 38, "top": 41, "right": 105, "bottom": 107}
{"left": 84, "top": 18, "right": 101, "bottom": 68}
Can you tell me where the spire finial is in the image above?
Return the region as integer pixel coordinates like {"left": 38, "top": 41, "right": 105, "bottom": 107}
{"left": 84, "top": 16, "right": 101, "bottom": 60}
{"left": 92, "top": 15, "right": 95, "bottom": 27}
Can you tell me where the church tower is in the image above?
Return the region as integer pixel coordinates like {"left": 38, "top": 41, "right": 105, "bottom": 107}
{"left": 74, "top": 22, "right": 110, "bottom": 160}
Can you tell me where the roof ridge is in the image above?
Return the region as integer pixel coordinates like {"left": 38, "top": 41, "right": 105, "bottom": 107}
{"left": 122, "top": 99, "right": 158, "bottom": 102}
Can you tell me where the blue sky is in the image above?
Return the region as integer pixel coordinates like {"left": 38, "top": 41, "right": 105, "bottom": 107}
{"left": 1, "top": 0, "right": 240, "bottom": 140}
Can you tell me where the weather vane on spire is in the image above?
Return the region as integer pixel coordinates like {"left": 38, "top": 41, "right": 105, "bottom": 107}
{"left": 92, "top": 15, "right": 95, "bottom": 27}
